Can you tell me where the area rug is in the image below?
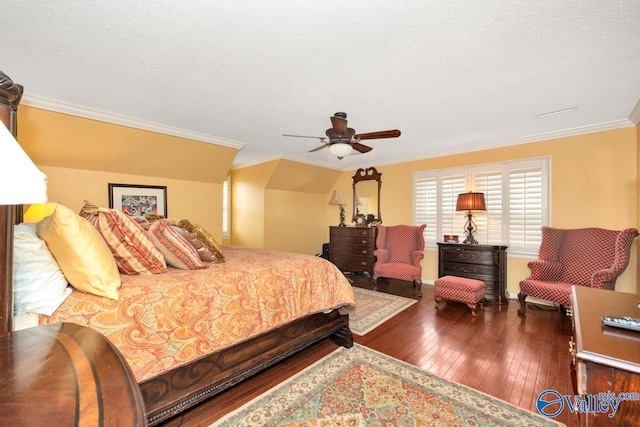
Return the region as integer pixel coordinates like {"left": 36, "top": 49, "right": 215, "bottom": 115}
{"left": 349, "top": 287, "right": 417, "bottom": 335}
{"left": 212, "top": 344, "right": 562, "bottom": 426}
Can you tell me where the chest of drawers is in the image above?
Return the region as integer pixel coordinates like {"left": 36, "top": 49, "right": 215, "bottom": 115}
{"left": 329, "top": 226, "right": 376, "bottom": 276}
{"left": 437, "top": 242, "right": 508, "bottom": 303}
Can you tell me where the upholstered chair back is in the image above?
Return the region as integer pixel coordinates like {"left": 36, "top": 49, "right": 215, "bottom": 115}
{"left": 376, "top": 224, "right": 426, "bottom": 266}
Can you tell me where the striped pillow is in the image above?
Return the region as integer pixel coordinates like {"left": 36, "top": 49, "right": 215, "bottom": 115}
{"left": 148, "top": 220, "right": 207, "bottom": 270}
{"left": 79, "top": 201, "right": 167, "bottom": 275}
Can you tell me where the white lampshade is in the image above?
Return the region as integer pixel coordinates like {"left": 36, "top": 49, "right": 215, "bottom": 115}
{"left": 0, "top": 123, "right": 48, "bottom": 205}
{"left": 328, "top": 143, "right": 352, "bottom": 159}
{"left": 328, "top": 190, "right": 346, "bottom": 206}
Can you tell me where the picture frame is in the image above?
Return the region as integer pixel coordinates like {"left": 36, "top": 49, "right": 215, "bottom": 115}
{"left": 108, "top": 183, "right": 167, "bottom": 217}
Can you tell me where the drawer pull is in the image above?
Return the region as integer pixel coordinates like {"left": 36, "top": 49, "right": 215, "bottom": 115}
{"left": 361, "top": 250, "right": 368, "bottom": 254}
{"left": 361, "top": 261, "right": 368, "bottom": 266}
{"left": 568, "top": 337, "right": 576, "bottom": 365}
{"left": 362, "top": 240, "right": 368, "bottom": 244}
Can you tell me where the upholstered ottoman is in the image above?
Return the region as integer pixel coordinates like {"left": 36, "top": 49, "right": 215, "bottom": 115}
{"left": 434, "top": 275, "right": 485, "bottom": 316}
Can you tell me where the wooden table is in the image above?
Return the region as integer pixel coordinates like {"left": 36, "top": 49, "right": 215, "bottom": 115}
{"left": 0, "top": 322, "right": 146, "bottom": 426}
{"left": 571, "top": 286, "right": 640, "bottom": 426}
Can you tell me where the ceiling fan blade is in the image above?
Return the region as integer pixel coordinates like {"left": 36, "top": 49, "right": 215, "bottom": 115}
{"left": 330, "top": 115, "right": 348, "bottom": 135}
{"left": 354, "top": 129, "right": 401, "bottom": 140}
{"left": 308, "top": 144, "right": 329, "bottom": 153}
{"left": 283, "top": 134, "right": 325, "bottom": 139}
{"left": 351, "top": 142, "right": 373, "bottom": 153}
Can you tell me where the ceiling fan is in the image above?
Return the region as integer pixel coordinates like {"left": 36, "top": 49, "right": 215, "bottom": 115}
{"left": 283, "top": 112, "right": 401, "bottom": 159}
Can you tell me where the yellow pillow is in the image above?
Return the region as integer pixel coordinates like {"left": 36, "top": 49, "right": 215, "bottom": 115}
{"left": 36, "top": 204, "right": 121, "bottom": 300}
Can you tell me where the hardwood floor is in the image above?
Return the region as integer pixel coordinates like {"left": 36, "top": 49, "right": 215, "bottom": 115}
{"left": 163, "top": 277, "right": 579, "bottom": 426}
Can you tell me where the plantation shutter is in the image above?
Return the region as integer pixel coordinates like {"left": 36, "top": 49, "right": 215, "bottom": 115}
{"left": 472, "top": 168, "right": 504, "bottom": 245}
{"left": 509, "top": 161, "right": 545, "bottom": 252}
{"left": 440, "top": 173, "right": 466, "bottom": 237}
{"left": 414, "top": 173, "right": 437, "bottom": 245}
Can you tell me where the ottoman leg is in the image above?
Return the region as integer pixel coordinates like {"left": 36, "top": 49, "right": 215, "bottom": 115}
{"left": 434, "top": 295, "right": 442, "bottom": 310}
{"left": 467, "top": 303, "right": 477, "bottom": 317}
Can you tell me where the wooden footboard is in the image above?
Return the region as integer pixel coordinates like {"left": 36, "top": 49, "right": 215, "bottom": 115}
{"left": 141, "top": 310, "right": 352, "bottom": 425}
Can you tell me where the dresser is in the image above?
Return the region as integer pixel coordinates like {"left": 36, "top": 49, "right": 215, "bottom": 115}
{"left": 329, "top": 226, "right": 377, "bottom": 276}
{"left": 0, "top": 322, "right": 147, "bottom": 426}
{"left": 570, "top": 286, "right": 640, "bottom": 426}
{"left": 437, "top": 242, "right": 508, "bottom": 303}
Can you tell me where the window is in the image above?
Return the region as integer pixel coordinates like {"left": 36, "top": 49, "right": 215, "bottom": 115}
{"left": 222, "top": 176, "right": 230, "bottom": 238}
{"left": 413, "top": 157, "right": 549, "bottom": 256}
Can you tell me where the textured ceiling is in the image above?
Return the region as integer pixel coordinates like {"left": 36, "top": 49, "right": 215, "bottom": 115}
{"left": 2, "top": 1, "right": 639, "bottom": 171}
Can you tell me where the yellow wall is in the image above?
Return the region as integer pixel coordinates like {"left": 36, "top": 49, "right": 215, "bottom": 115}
{"left": 37, "top": 166, "right": 222, "bottom": 239}
{"left": 17, "top": 106, "right": 234, "bottom": 239}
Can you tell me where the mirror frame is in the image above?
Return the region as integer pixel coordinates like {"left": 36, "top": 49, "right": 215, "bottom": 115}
{"left": 352, "top": 166, "right": 382, "bottom": 225}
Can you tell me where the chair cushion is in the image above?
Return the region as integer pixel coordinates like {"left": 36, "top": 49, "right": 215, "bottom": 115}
{"left": 374, "top": 263, "right": 421, "bottom": 281}
{"left": 519, "top": 279, "right": 573, "bottom": 306}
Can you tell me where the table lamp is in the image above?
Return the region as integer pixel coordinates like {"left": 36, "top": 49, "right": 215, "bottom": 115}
{"left": 456, "top": 192, "right": 486, "bottom": 244}
{"left": 329, "top": 190, "right": 346, "bottom": 227}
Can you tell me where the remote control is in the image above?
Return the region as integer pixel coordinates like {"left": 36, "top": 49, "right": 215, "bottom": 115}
{"left": 602, "top": 316, "right": 640, "bottom": 332}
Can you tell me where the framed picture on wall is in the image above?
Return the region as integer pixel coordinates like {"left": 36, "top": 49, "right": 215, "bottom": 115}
{"left": 108, "top": 183, "right": 167, "bottom": 217}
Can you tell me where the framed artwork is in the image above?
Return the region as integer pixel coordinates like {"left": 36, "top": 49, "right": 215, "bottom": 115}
{"left": 108, "top": 183, "right": 167, "bottom": 217}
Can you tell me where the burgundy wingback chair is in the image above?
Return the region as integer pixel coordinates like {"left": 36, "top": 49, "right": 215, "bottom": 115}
{"left": 373, "top": 224, "right": 426, "bottom": 297}
{"left": 518, "top": 226, "right": 638, "bottom": 315}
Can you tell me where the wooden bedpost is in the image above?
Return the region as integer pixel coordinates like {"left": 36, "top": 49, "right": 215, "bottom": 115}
{"left": 0, "top": 71, "right": 24, "bottom": 333}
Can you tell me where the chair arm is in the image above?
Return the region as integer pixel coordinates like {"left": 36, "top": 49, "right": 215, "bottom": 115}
{"left": 410, "top": 250, "right": 425, "bottom": 266}
{"left": 374, "top": 248, "right": 390, "bottom": 264}
{"left": 590, "top": 269, "right": 619, "bottom": 289}
{"left": 527, "top": 259, "right": 562, "bottom": 280}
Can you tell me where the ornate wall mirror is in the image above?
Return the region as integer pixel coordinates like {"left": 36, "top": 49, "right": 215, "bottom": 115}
{"left": 352, "top": 167, "right": 382, "bottom": 226}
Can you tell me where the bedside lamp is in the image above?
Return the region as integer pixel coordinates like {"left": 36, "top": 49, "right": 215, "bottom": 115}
{"left": 0, "top": 122, "right": 48, "bottom": 205}
{"left": 329, "top": 190, "right": 346, "bottom": 227}
{"left": 456, "top": 192, "right": 486, "bottom": 245}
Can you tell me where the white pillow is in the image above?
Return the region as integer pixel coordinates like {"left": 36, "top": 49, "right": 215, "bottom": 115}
{"left": 13, "top": 223, "right": 72, "bottom": 316}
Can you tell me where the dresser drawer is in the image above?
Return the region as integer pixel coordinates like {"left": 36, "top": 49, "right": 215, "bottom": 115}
{"left": 330, "top": 254, "right": 372, "bottom": 272}
{"left": 440, "top": 247, "right": 495, "bottom": 265}
{"left": 330, "top": 242, "right": 373, "bottom": 257}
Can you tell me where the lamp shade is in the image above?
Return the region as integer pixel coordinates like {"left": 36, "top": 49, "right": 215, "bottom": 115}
{"left": 329, "top": 190, "right": 346, "bottom": 205}
{"left": 0, "top": 123, "right": 48, "bottom": 205}
{"left": 328, "top": 143, "right": 352, "bottom": 159}
{"left": 456, "top": 192, "right": 486, "bottom": 212}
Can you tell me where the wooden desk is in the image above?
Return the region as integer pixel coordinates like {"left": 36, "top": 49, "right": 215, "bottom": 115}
{"left": 571, "top": 286, "right": 640, "bottom": 426}
{"left": 0, "top": 322, "right": 146, "bottom": 426}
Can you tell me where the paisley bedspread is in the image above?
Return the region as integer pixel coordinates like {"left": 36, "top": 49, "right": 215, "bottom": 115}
{"left": 39, "top": 246, "right": 355, "bottom": 382}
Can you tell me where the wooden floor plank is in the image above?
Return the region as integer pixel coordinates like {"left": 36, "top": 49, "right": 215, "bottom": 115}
{"left": 163, "top": 277, "right": 579, "bottom": 426}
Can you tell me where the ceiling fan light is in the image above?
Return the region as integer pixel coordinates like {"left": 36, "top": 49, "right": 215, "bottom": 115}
{"left": 329, "top": 142, "right": 352, "bottom": 159}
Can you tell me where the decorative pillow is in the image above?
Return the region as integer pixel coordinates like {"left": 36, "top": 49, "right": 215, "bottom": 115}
{"left": 168, "top": 219, "right": 225, "bottom": 263}
{"left": 13, "top": 223, "right": 72, "bottom": 315}
{"left": 147, "top": 220, "right": 207, "bottom": 270}
{"left": 79, "top": 201, "right": 167, "bottom": 275}
{"left": 36, "top": 204, "right": 121, "bottom": 300}
{"left": 172, "top": 225, "right": 216, "bottom": 262}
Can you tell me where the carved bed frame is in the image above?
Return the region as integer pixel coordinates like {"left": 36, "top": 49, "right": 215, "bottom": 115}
{"left": 0, "top": 71, "right": 353, "bottom": 425}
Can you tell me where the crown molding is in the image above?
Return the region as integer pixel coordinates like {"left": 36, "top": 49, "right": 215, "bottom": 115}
{"left": 628, "top": 98, "right": 640, "bottom": 125}
{"left": 21, "top": 94, "right": 245, "bottom": 150}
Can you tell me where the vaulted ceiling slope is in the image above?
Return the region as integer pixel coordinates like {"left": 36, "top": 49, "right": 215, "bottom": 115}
{"left": 2, "top": 1, "right": 639, "bottom": 171}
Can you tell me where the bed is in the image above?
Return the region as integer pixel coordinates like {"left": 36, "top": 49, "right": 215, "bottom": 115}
{"left": 0, "top": 71, "right": 355, "bottom": 425}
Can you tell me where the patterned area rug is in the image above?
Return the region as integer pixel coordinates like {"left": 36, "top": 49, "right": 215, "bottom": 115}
{"left": 212, "top": 344, "right": 563, "bottom": 426}
{"left": 349, "top": 287, "right": 417, "bottom": 335}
